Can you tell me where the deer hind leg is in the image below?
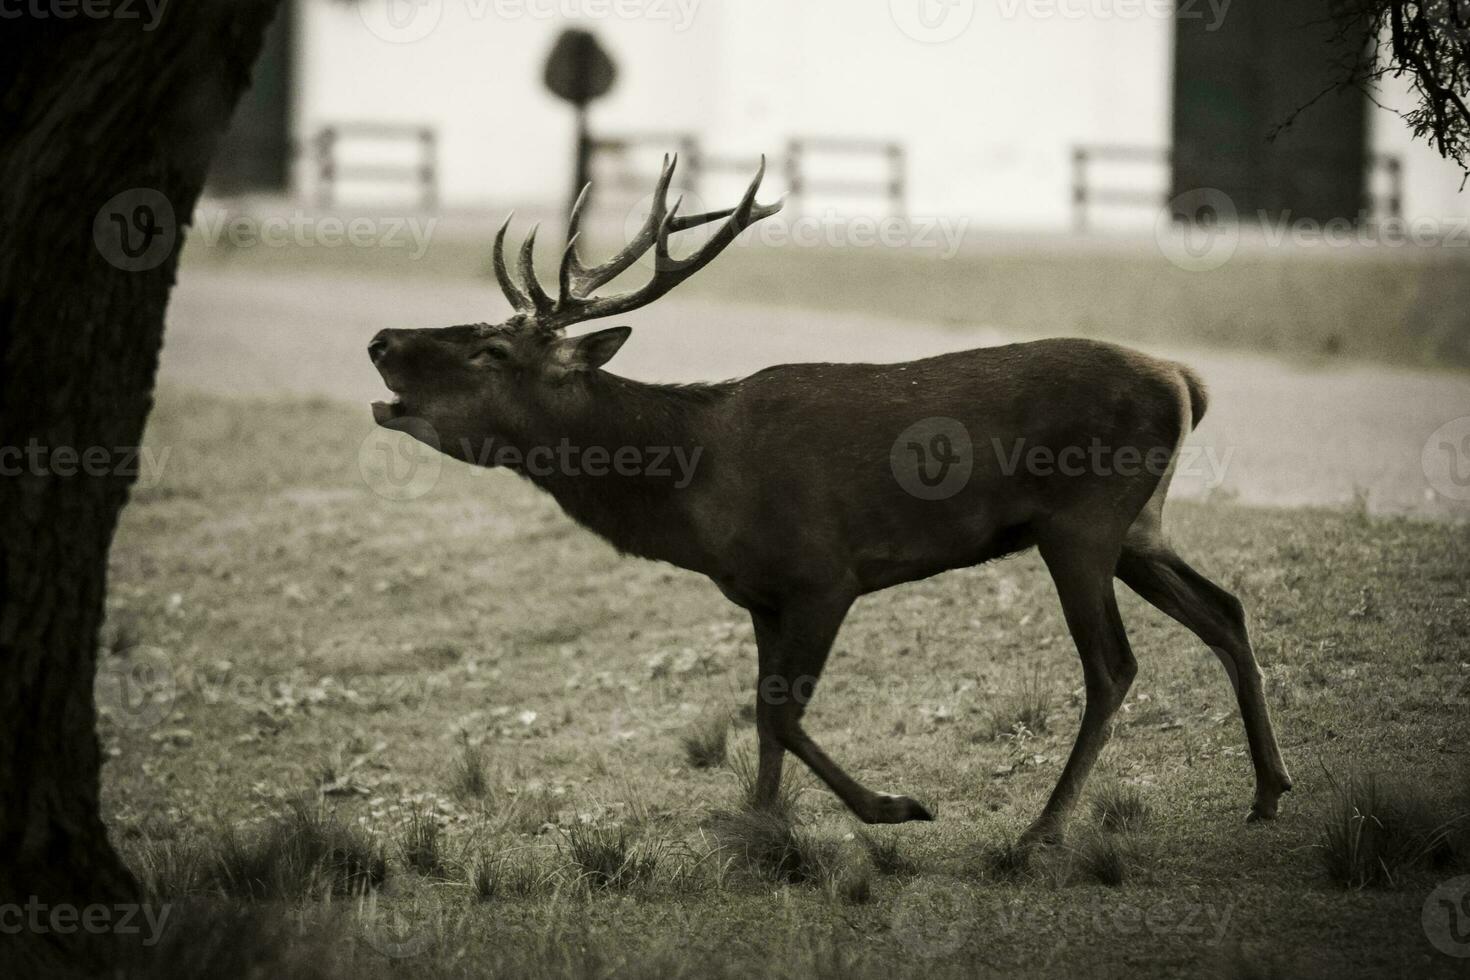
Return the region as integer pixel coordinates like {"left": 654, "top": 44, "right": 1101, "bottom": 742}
{"left": 1116, "top": 526, "right": 1292, "bottom": 821}
{"left": 750, "top": 598, "right": 933, "bottom": 824}
{"left": 1021, "top": 528, "right": 1138, "bottom": 846}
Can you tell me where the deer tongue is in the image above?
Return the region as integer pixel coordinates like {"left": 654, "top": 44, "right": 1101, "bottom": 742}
{"left": 371, "top": 397, "right": 403, "bottom": 424}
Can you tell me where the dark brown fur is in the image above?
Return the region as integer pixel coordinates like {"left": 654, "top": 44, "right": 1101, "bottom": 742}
{"left": 369, "top": 322, "right": 1291, "bottom": 840}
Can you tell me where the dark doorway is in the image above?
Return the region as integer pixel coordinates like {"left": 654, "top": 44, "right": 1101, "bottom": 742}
{"left": 1172, "top": 0, "right": 1368, "bottom": 223}
{"left": 209, "top": 0, "right": 294, "bottom": 193}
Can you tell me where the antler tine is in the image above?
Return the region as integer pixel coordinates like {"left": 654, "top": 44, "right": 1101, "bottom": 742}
{"left": 538, "top": 156, "right": 782, "bottom": 330}
{"left": 561, "top": 153, "right": 675, "bottom": 296}
{"left": 567, "top": 182, "right": 592, "bottom": 242}
{"left": 558, "top": 233, "right": 580, "bottom": 307}
{"left": 493, "top": 213, "right": 533, "bottom": 312}
{"left": 556, "top": 184, "right": 594, "bottom": 296}
{"left": 517, "top": 224, "right": 555, "bottom": 316}
{"left": 652, "top": 194, "right": 684, "bottom": 270}
{"left": 655, "top": 155, "right": 772, "bottom": 276}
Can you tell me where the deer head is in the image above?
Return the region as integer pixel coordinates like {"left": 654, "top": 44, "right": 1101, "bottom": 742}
{"left": 367, "top": 155, "right": 782, "bottom": 462}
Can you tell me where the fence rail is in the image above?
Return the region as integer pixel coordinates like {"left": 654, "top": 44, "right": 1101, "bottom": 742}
{"left": 1071, "top": 144, "right": 1405, "bottom": 231}
{"left": 588, "top": 132, "right": 906, "bottom": 220}
{"left": 312, "top": 123, "right": 437, "bottom": 209}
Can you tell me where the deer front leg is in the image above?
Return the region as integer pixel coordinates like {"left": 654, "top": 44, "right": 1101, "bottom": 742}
{"left": 750, "top": 599, "right": 933, "bottom": 824}
{"left": 750, "top": 610, "right": 786, "bottom": 807}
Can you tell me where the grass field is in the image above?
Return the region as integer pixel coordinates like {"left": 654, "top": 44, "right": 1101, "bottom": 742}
{"left": 97, "top": 389, "right": 1470, "bottom": 978}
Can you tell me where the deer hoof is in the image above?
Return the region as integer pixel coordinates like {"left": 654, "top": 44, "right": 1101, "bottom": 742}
{"left": 1246, "top": 779, "right": 1291, "bottom": 822}
{"left": 867, "top": 794, "right": 933, "bottom": 824}
{"left": 1018, "top": 821, "right": 1064, "bottom": 849}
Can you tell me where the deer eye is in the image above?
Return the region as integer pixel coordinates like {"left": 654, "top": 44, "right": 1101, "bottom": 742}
{"left": 473, "top": 346, "right": 509, "bottom": 365}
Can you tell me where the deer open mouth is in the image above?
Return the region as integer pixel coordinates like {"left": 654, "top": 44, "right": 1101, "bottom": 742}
{"left": 371, "top": 395, "right": 406, "bottom": 425}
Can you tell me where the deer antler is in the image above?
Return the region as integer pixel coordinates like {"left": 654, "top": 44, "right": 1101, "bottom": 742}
{"left": 492, "top": 153, "right": 783, "bottom": 331}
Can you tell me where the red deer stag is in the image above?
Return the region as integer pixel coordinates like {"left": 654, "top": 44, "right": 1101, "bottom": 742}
{"left": 367, "top": 155, "right": 1291, "bottom": 843}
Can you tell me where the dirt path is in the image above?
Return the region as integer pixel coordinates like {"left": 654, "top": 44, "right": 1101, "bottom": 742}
{"left": 163, "top": 266, "right": 1470, "bottom": 519}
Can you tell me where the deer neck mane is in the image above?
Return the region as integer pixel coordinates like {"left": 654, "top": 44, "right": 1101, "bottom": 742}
{"left": 515, "top": 370, "right": 730, "bottom": 565}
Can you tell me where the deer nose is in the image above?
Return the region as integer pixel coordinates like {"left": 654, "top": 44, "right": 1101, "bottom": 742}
{"left": 368, "top": 330, "right": 393, "bottom": 363}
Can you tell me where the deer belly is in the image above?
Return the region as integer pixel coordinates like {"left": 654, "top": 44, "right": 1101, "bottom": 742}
{"left": 851, "top": 509, "right": 1028, "bottom": 592}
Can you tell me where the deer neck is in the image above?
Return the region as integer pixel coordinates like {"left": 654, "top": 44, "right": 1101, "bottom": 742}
{"left": 517, "top": 371, "right": 725, "bottom": 566}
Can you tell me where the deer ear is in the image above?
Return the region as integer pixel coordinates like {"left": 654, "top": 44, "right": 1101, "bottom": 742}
{"left": 557, "top": 326, "right": 631, "bottom": 372}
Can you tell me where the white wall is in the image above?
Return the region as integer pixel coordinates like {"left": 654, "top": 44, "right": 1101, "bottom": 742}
{"left": 294, "top": 0, "right": 1467, "bottom": 227}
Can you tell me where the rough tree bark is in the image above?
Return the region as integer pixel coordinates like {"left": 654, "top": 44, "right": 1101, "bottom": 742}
{"left": 0, "top": 1, "right": 281, "bottom": 968}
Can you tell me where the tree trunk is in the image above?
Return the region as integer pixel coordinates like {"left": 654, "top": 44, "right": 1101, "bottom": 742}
{"left": 0, "top": 3, "right": 281, "bottom": 969}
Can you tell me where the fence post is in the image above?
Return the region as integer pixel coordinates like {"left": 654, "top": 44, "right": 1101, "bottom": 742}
{"left": 887, "top": 142, "right": 906, "bottom": 220}
{"left": 1385, "top": 155, "right": 1403, "bottom": 222}
{"left": 1071, "top": 146, "right": 1088, "bottom": 232}
{"left": 315, "top": 126, "right": 336, "bottom": 209}
{"left": 419, "top": 128, "right": 437, "bottom": 210}
{"left": 680, "top": 134, "right": 701, "bottom": 202}
{"left": 784, "top": 138, "right": 802, "bottom": 216}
